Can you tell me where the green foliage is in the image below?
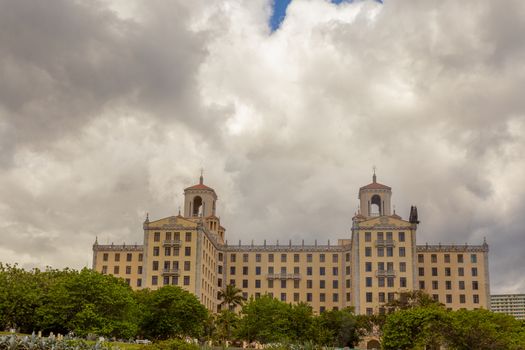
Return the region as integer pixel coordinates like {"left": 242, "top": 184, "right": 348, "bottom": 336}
{"left": 311, "top": 308, "right": 360, "bottom": 347}
{"left": 145, "top": 339, "right": 198, "bottom": 350}
{"left": 217, "top": 284, "right": 244, "bottom": 311}
{"left": 0, "top": 334, "right": 112, "bottom": 350}
{"left": 140, "top": 286, "right": 208, "bottom": 340}
{"left": 384, "top": 290, "right": 443, "bottom": 311}
{"left": 212, "top": 310, "right": 239, "bottom": 344}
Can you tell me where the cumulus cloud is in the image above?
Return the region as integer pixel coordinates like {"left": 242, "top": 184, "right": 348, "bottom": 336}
{"left": 0, "top": 0, "right": 524, "bottom": 294}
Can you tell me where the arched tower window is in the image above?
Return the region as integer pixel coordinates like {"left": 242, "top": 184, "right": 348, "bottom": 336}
{"left": 192, "top": 196, "right": 202, "bottom": 216}
{"left": 370, "top": 194, "right": 382, "bottom": 216}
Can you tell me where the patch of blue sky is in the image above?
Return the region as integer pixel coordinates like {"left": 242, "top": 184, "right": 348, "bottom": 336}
{"left": 269, "top": 0, "right": 382, "bottom": 32}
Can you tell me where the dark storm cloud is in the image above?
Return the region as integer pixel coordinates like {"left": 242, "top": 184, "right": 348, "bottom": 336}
{"left": 0, "top": 0, "right": 524, "bottom": 294}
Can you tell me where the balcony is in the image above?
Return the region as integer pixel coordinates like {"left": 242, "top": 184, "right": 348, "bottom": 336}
{"left": 163, "top": 239, "right": 182, "bottom": 247}
{"left": 162, "top": 268, "right": 180, "bottom": 276}
{"left": 266, "top": 273, "right": 301, "bottom": 280}
{"left": 375, "top": 269, "right": 396, "bottom": 278}
{"left": 374, "top": 239, "right": 396, "bottom": 248}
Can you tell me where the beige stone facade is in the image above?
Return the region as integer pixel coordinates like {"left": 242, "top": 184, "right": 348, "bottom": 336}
{"left": 92, "top": 173, "right": 490, "bottom": 314}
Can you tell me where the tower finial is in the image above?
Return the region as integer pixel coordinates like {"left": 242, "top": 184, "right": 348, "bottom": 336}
{"left": 178, "top": 206, "right": 181, "bottom": 216}
{"left": 372, "top": 165, "right": 377, "bottom": 183}
{"left": 199, "top": 168, "right": 204, "bottom": 184}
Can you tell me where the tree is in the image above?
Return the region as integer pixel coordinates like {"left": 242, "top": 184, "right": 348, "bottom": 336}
{"left": 140, "top": 285, "right": 208, "bottom": 340}
{"left": 217, "top": 284, "right": 244, "bottom": 311}
{"left": 445, "top": 308, "right": 525, "bottom": 350}
{"left": 36, "top": 268, "right": 139, "bottom": 338}
{"left": 236, "top": 295, "right": 291, "bottom": 343}
{"left": 384, "top": 290, "right": 443, "bottom": 311}
{"left": 286, "top": 302, "right": 314, "bottom": 343}
{"left": 381, "top": 305, "right": 450, "bottom": 350}
{"left": 213, "top": 310, "right": 239, "bottom": 344}
{"left": 313, "top": 308, "right": 360, "bottom": 347}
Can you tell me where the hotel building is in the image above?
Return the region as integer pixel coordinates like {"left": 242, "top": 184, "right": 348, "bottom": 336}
{"left": 491, "top": 294, "right": 525, "bottom": 320}
{"left": 92, "top": 173, "right": 490, "bottom": 314}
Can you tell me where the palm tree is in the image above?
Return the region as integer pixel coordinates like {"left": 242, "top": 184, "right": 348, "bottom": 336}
{"left": 218, "top": 284, "right": 244, "bottom": 311}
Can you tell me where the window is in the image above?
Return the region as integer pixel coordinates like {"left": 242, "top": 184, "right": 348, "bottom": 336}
{"left": 307, "top": 254, "right": 312, "bottom": 262}
{"left": 432, "top": 281, "right": 438, "bottom": 289}
{"left": 152, "top": 276, "right": 158, "bottom": 285}
{"left": 444, "top": 254, "right": 450, "bottom": 263}
{"left": 243, "top": 280, "right": 248, "bottom": 288}
{"left": 320, "top": 267, "right": 325, "bottom": 275}
{"left": 281, "top": 293, "right": 286, "bottom": 302}
{"left": 152, "top": 261, "right": 159, "bottom": 271}
{"left": 243, "top": 254, "right": 249, "bottom": 262}
{"left": 333, "top": 280, "right": 338, "bottom": 289}
{"left": 218, "top": 253, "right": 223, "bottom": 261}
{"left": 472, "top": 281, "right": 479, "bottom": 290}
{"left": 230, "top": 267, "right": 236, "bottom": 275}
{"left": 446, "top": 281, "right": 451, "bottom": 290}
{"left": 419, "top": 281, "right": 425, "bottom": 289}
{"left": 378, "top": 277, "right": 385, "bottom": 287}
{"left": 103, "top": 253, "right": 108, "bottom": 261}
{"left": 378, "top": 292, "right": 385, "bottom": 303}
{"left": 377, "top": 247, "right": 384, "bottom": 257}
{"left": 399, "top": 262, "right": 406, "bottom": 272}
{"left": 294, "top": 254, "right": 300, "bottom": 262}
{"left": 387, "top": 277, "right": 394, "bottom": 287}
{"left": 101, "top": 266, "right": 107, "bottom": 274}
{"left": 399, "top": 232, "right": 405, "bottom": 242}
{"left": 332, "top": 267, "right": 338, "bottom": 276}
{"left": 255, "top": 280, "right": 261, "bottom": 288}
{"left": 457, "top": 254, "right": 464, "bottom": 263}
{"left": 281, "top": 254, "right": 287, "bottom": 262}
{"left": 333, "top": 293, "right": 339, "bottom": 302}
{"left": 445, "top": 267, "right": 451, "bottom": 276}
{"left": 231, "top": 254, "right": 236, "bottom": 262}
{"left": 432, "top": 267, "right": 438, "bottom": 276}
{"left": 255, "top": 266, "right": 261, "bottom": 275}
{"left": 184, "top": 261, "right": 190, "bottom": 271}
{"left": 243, "top": 266, "right": 248, "bottom": 275}
{"left": 173, "top": 248, "right": 179, "bottom": 256}
{"left": 365, "top": 232, "right": 371, "bottom": 242}
{"left": 388, "top": 292, "right": 395, "bottom": 302}
{"left": 307, "top": 293, "right": 312, "bottom": 302}
{"left": 268, "top": 280, "right": 274, "bottom": 288}
{"left": 268, "top": 254, "right": 274, "bottom": 262}
{"left": 332, "top": 254, "right": 338, "bottom": 263}
{"left": 294, "top": 293, "right": 300, "bottom": 302}
{"left": 218, "top": 266, "right": 223, "bottom": 274}
{"left": 165, "top": 232, "right": 172, "bottom": 240}
{"left": 320, "top": 280, "right": 326, "bottom": 289}
{"left": 399, "top": 247, "right": 405, "bottom": 257}
{"left": 154, "top": 232, "right": 160, "bottom": 242}
{"left": 365, "top": 247, "right": 372, "bottom": 257}
{"left": 281, "top": 280, "right": 286, "bottom": 288}
{"left": 138, "top": 253, "right": 143, "bottom": 262}
{"left": 418, "top": 254, "right": 424, "bottom": 263}
{"left": 294, "top": 266, "right": 300, "bottom": 274}
{"left": 433, "top": 294, "right": 439, "bottom": 302}
{"left": 294, "top": 280, "right": 300, "bottom": 288}
{"left": 346, "top": 279, "right": 351, "bottom": 288}
{"left": 138, "top": 266, "right": 143, "bottom": 274}
{"left": 137, "top": 278, "right": 142, "bottom": 287}
{"left": 230, "top": 279, "right": 235, "bottom": 286}
{"left": 471, "top": 267, "right": 478, "bottom": 277}
{"left": 185, "top": 232, "right": 191, "bottom": 242}
{"left": 400, "top": 277, "right": 406, "bottom": 288}
{"left": 174, "top": 232, "right": 180, "bottom": 241}
{"left": 256, "top": 254, "right": 261, "bottom": 262}
{"left": 185, "top": 247, "right": 191, "bottom": 256}
{"left": 366, "top": 292, "right": 373, "bottom": 303}
{"left": 458, "top": 267, "right": 464, "bottom": 276}
{"left": 163, "top": 276, "right": 169, "bottom": 286}
{"left": 471, "top": 254, "right": 477, "bottom": 263}
{"left": 365, "top": 262, "right": 372, "bottom": 272}
{"left": 366, "top": 308, "right": 373, "bottom": 316}
{"left": 386, "top": 232, "right": 392, "bottom": 240}
{"left": 431, "top": 254, "right": 437, "bottom": 263}
{"left": 345, "top": 253, "right": 350, "bottom": 262}
{"left": 346, "top": 266, "right": 351, "bottom": 275}
{"left": 346, "top": 292, "right": 351, "bottom": 302}
{"left": 164, "top": 247, "right": 171, "bottom": 256}
{"left": 126, "top": 266, "right": 131, "bottom": 274}
{"left": 307, "top": 267, "right": 312, "bottom": 276}
{"left": 473, "top": 294, "right": 479, "bottom": 304}
{"left": 320, "top": 254, "right": 325, "bottom": 263}
{"left": 171, "top": 276, "right": 178, "bottom": 285}
{"left": 115, "top": 253, "right": 120, "bottom": 262}
{"left": 419, "top": 267, "right": 425, "bottom": 276}
{"left": 460, "top": 294, "right": 466, "bottom": 304}
{"left": 153, "top": 247, "right": 159, "bottom": 256}
{"left": 386, "top": 247, "right": 393, "bottom": 257}
{"left": 366, "top": 277, "right": 372, "bottom": 287}
{"left": 459, "top": 281, "right": 465, "bottom": 290}
{"left": 446, "top": 294, "right": 452, "bottom": 303}
{"left": 378, "top": 232, "right": 384, "bottom": 240}
{"left": 268, "top": 266, "right": 274, "bottom": 274}
{"left": 184, "top": 276, "right": 190, "bottom": 285}
{"left": 307, "top": 280, "right": 313, "bottom": 288}
{"left": 126, "top": 253, "right": 132, "bottom": 262}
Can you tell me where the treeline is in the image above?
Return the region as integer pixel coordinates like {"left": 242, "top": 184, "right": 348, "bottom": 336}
{"left": 1, "top": 264, "right": 524, "bottom": 349}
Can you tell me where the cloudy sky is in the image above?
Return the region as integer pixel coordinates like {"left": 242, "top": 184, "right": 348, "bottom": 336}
{"left": 1, "top": 0, "right": 524, "bottom": 294}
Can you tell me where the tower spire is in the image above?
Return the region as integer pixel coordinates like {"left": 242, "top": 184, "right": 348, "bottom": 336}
{"left": 199, "top": 168, "right": 204, "bottom": 184}
{"left": 372, "top": 165, "right": 377, "bottom": 183}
